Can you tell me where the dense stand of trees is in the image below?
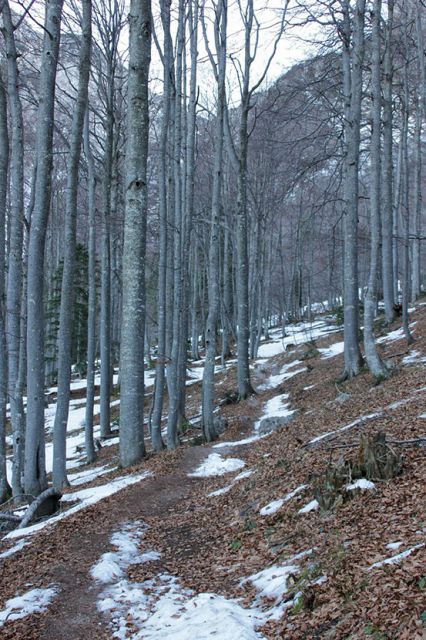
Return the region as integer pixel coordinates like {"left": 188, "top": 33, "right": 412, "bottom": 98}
{"left": 0, "top": 0, "right": 425, "bottom": 498}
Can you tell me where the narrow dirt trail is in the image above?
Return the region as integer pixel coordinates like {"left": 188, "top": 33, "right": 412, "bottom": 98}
{"left": 1, "top": 444, "right": 217, "bottom": 640}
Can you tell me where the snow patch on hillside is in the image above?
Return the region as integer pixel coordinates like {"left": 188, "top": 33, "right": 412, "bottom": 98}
{"left": 5, "top": 472, "right": 152, "bottom": 540}
{"left": 0, "top": 586, "right": 58, "bottom": 627}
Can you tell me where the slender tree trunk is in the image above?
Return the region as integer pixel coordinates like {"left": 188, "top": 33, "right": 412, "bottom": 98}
{"left": 364, "top": 0, "right": 387, "bottom": 379}
{"left": 83, "top": 110, "right": 96, "bottom": 463}
{"left": 341, "top": 0, "right": 365, "bottom": 379}
{"left": 411, "top": 94, "right": 422, "bottom": 302}
{"left": 151, "top": 0, "right": 172, "bottom": 452}
{"left": 202, "top": 0, "right": 227, "bottom": 442}
{"left": 381, "top": 0, "right": 395, "bottom": 324}
{"left": 100, "top": 62, "right": 114, "bottom": 439}
{"left": 52, "top": 0, "right": 92, "bottom": 489}
{"left": 25, "top": 0, "right": 64, "bottom": 497}
{"left": 119, "top": 0, "right": 151, "bottom": 468}
{"left": 166, "top": 0, "right": 184, "bottom": 449}
{"left": 0, "top": 71, "right": 10, "bottom": 502}
{"left": 401, "top": 50, "right": 414, "bottom": 345}
{"left": 2, "top": 0, "right": 25, "bottom": 496}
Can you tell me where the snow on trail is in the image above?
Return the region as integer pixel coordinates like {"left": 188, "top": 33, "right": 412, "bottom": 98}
{"left": 258, "top": 360, "right": 306, "bottom": 391}
{"left": 188, "top": 453, "right": 245, "bottom": 477}
{"left": 0, "top": 586, "right": 58, "bottom": 627}
{"left": 92, "top": 523, "right": 317, "bottom": 639}
{"left": 5, "top": 472, "right": 152, "bottom": 541}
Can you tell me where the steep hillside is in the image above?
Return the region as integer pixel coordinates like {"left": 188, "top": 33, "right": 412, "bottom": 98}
{"left": 0, "top": 305, "right": 425, "bottom": 640}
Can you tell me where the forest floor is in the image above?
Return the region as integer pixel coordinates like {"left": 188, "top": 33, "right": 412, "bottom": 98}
{"left": 0, "top": 305, "right": 425, "bottom": 640}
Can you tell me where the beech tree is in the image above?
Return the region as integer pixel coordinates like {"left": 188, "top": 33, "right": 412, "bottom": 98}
{"left": 25, "top": 0, "right": 64, "bottom": 497}
{"left": 119, "top": 0, "right": 151, "bottom": 468}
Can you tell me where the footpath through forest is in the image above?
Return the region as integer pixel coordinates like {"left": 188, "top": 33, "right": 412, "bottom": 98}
{"left": 0, "top": 306, "right": 425, "bottom": 640}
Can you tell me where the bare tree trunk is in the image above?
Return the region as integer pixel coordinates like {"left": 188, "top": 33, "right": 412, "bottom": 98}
{"left": 83, "top": 110, "right": 96, "bottom": 464}
{"left": 411, "top": 93, "right": 422, "bottom": 302}
{"left": 52, "top": 0, "right": 92, "bottom": 489}
{"left": 100, "top": 77, "right": 113, "bottom": 439}
{"left": 340, "top": 0, "right": 365, "bottom": 379}
{"left": 0, "top": 70, "right": 10, "bottom": 502}
{"left": 401, "top": 46, "right": 414, "bottom": 345}
{"left": 151, "top": 0, "right": 172, "bottom": 452}
{"left": 364, "top": 0, "right": 387, "bottom": 379}
{"left": 119, "top": 0, "right": 151, "bottom": 468}
{"left": 166, "top": 0, "right": 184, "bottom": 450}
{"left": 381, "top": 0, "right": 395, "bottom": 324}
{"left": 202, "top": 0, "right": 227, "bottom": 442}
{"left": 25, "top": 0, "right": 64, "bottom": 497}
{"left": 2, "top": 0, "right": 25, "bottom": 496}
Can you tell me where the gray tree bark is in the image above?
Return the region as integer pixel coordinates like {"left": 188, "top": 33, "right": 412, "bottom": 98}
{"left": 52, "top": 0, "right": 92, "bottom": 489}
{"left": 202, "top": 0, "right": 227, "bottom": 442}
{"left": 166, "top": 0, "right": 184, "bottom": 450}
{"left": 151, "top": 0, "right": 172, "bottom": 453}
{"left": 2, "top": 0, "right": 25, "bottom": 496}
{"left": 25, "top": 0, "right": 64, "bottom": 497}
{"left": 119, "top": 0, "right": 151, "bottom": 468}
{"left": 83, "top": 110, "right": 96, "bottom": 464}
{"left": 381, "top": 0, "right": 395, "bottom": 324}
{"left": 0, "top": 70, "right": 10, "bottom": 503}
{"left": 340, "top": 0, "right": 365, "bottom": 378}
{"left": 363, "top": 0, "right": 387, "bottom": 379}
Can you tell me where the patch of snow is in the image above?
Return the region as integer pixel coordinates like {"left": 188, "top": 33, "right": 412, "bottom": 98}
{"left": 91, "top": 522, "right": 160, "bottom": 584}
{"left": 257, "top": 320, "right": 339, "bottom": 359}
{"left": 298, "top": 500, "right": 319, "bottom": 514}
{"left": 307, "top": 412, "right": 383, "bottom": 446}
{"left": 368, "top": 544, "right": 425, "bottom": 570}
{"left": 213, "top": 434, "right": 267, "bottom": 449}
{"left": 377, "top": 322, "right": 417, "bottom": 344}
{"left": 386, "top": 541, "right": 403, "bottom": 551}
{"left": 99, "top": 574, "right": 266, "bottom": 640}
{"left": 67, "top": 465, "right": 113, "bottom": 486}
{"left": 0, "top": 538, "right": 30, "bottom": 560}
{"left": 94, "top": 523, "right": 267, "bottom": 639}
{"left": 188, "top": 453, "right": 245, "bottom": 478}
{"left": 259, "top": 485, "right": 307, "bottom": 516}
{"left": 259, "top": 361, "right": 306, "bottom": 391}
{"left": 402, "top": 350, "right": 426, "bottom": 365}
{"left": 207, "top": 470, "right": 253, "bottom": 497}
{"left": 0, "top": 586, "right": 58, "bottom": 627}
{"left": 318, "top": 341, "right": 344, "bottom": 359}
{"left": 6, "top": 472, "right": 152, "bottom": 540}
{"left": 303, "top": 384, "right": 316, "bottom": 391}
{"left": 241, "top": 550, "right": 312, "bottom": 604}
{"left": 346, "top": 479, "right": 376, "bottom": 491}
